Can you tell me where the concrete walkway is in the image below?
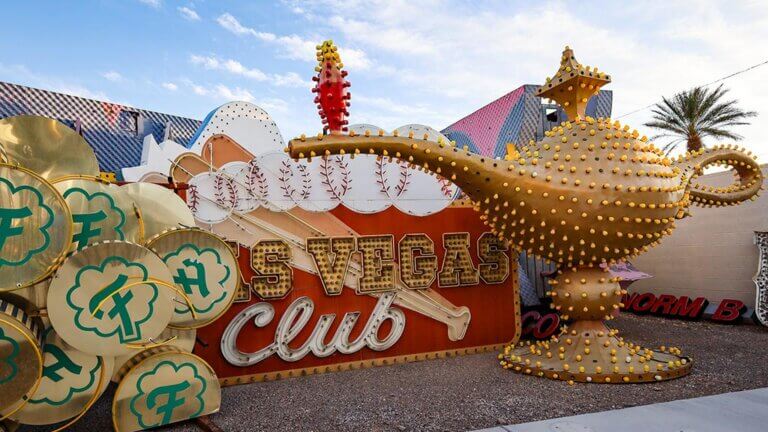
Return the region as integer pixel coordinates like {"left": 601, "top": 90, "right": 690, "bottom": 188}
{"left": 480, "top": 387, "right": 768, "bottom": 432}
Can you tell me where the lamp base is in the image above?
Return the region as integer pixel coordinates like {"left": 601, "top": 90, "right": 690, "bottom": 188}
{"left": 501, "top": 320, "right": 692, "bottom": 383}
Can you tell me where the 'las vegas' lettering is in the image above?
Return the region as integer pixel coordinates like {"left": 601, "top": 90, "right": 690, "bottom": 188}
{"left": 241, "top": 231, "right": 508, "bottom": 299}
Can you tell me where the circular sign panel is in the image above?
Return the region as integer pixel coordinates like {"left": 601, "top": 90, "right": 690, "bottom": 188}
{"left": 47, "top": 241, "right": 175, "bottom": 357}
{"left": 219, "top": 161, "right": 262, "bottom": 213}
{"left": 147, "top": 228, "right": 239, "bottom": 329}
{"left": 388, "top": 125, "right": 458, "bottom": 216}
{"left": 258, "top": 151, "right": 301, "bottom": 211}
{"left": 0, "top": 279, "right": 48, "bottom": 315}
{"left": 0, "top": 419, "right": 18, "bottom": 432}
{"left": 121, "top": 182, "right": 194, "bottom": 240}
{"left": 339, "top": 124, "right": 393, "bottom": 214}
{"left": 295, "top": 155, "right": 349, "bottom": 212}
{"left": 112, "top": 346, "right": 220, "bottom": 432}
{"left": 187, "top": 172, "right": 234, "bottom": 224}
{"left": 0, "top": 300, "right": 43, "bottom": 414}
{"left": 0, "top": 116, "right": 99, "bottom": 181}
{"left": 54, "top": 177, "right": 143, "bottom": 251}
{"left": 8, "top": 326, "right": 113, "bottom": 425}
{"left": 0, "top": 164, "right": 72, "bottom": 291}
{"left": 111, "top": 327, "right": 196, "bottom": 383}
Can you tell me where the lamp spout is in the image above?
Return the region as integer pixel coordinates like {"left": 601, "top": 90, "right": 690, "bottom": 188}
{"left": 287, "top": 134, "right": 515, "bottom": 205}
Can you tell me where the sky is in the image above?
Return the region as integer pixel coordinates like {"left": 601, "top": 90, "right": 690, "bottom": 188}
{"left": 1, "top": 0, "right": 766, "bottom": 159}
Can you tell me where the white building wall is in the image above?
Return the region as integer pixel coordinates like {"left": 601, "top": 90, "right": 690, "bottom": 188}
{"left": 631, "top": 166, "right": 768, "bottom": 308}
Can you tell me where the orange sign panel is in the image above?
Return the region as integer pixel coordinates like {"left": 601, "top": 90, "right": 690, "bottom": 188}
{"left": 194, "top": 206, "right": 520, "bottom": 385}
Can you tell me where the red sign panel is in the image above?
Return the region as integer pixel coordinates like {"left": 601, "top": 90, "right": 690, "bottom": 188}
{"left": 194, "top": 206, "right": 520, "bottom": 385}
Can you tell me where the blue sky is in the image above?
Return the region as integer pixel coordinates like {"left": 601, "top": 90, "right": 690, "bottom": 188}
{"left": 1, "top": 0, "right": 766, "bottom": 158}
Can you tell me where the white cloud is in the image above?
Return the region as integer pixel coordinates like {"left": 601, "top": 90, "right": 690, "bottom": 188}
{"left": 350, "top": 93, "right": 460, "bottom": 132}
{"left": 190, "top": 54, "right": 310, "bottom": 87}
{"left": 0, "top": 63, "right": 116, "bottom": 103}
{"left": 180, "top": 79, "right": 289, "bottom": 113}
{"left": 272, "top": 72, "right": 307, "bottom": 88}
{"left": 338, "top": 47, "right": 372, "bottom": 71}
{"left": 177, "top": 6, "right": 200, "bottom": 21}
{"left": 53, "top": 84, "right": 114, "bottom": 102}
{"left": 281, "top": 0, "right": 318, "bottom": 20}
{"left": 162, "top": 82, "right": 178, "bottom": 91}
{"left": 355, "top": 94, "right": 431, "bottom": 116}
{"left": 289, "top": 0, "right": 768, "bottom": 159}
{"left": 216, "top": 12, "right": 372, "bottom": 70}
{"left": 190, "top": 84, "right": 207, "bottom": 96}
{"left": 329, "top": 15, "right": 436, "bottom": 56}
{"left": 216, "top": 11, "right": 373, "bottom": 70}
{"left": 216, "top": 13, "right": 320, "bottom": 61}
{"left": 216, "top": 12, "right": 275, "bottom": 39}
{"left": 101, "top": 71, "right": 123, "bottom": 82}
{"left": 259, "top": 97, "right": 290, "bottom": 113}
{"left": 222, "top": 58, "right": 268, "bottom": 80}
{"left": 180, "top": 78, "right": 209, "bottom": 96}
{"left": 138, "top": 0, "right": 161, "bottom": 9}
{"left": 212, "top": 84, "right": 255, "bottom": 102}
{"left": 190, "top": 55, "right": 267, "bottom": 80}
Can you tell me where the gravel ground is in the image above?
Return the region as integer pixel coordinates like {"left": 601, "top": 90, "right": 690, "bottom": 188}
{"left": 24, "top": 314, "right": 768, "bottom": 432}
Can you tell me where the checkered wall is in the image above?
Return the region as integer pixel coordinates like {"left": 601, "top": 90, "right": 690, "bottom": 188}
{"left": 441, "top": 85, "right": 612, "bottom": 159}
{"left": 0, "top": 81, "right": 201, "bottom": 175}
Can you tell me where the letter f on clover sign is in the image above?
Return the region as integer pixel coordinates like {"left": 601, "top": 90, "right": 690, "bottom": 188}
{"left": 66, "top": 256, "right": 159, "bottom": 344}
{"left": 129, "top": 360, "right": 207, "bottom": 428}
{"left": 0, "top": 178, "right": 54, "bottom": 266}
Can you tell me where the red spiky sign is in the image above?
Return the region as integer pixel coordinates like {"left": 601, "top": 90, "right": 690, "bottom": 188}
{"left": 312, "top": 40, "right": 350, "bottom": 134}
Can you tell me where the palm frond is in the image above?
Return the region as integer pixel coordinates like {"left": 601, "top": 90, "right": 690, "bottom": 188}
{"left": 643, "top": 84, "right": 756, "bottom": 152}
{"left": 661, "top": 140, "right": 682, "bottom": 156}
{"left": 644, "top": 120, "right": 688, "bottom": 136}
{"left": 698, "top": 127, "right": 743, "bottom": 141}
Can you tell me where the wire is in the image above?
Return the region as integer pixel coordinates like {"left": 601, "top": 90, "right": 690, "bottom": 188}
{"left": 616, "top": 58, "right": 768, "bottom": 119}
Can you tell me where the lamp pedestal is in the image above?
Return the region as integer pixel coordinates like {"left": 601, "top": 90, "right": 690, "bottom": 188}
{"left": 502, "top": 266, "right": 692, "bottom": 383}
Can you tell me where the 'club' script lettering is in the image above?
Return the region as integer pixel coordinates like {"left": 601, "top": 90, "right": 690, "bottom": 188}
{"left": 221, "top": 292, "right": 405, "bottom": 366}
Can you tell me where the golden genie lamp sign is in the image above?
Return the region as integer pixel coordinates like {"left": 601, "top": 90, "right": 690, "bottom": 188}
{"left": 288, "top": 46, "right": 763, "bottom": 383}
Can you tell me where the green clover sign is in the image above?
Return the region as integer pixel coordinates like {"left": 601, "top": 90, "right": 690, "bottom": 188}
{"left": 129, "top": 360, "right": 207, "bottom": 428}
{"left": 62, "top": 187, "right": 126, "bottom": 250}
{"left": 0, "top": 327, "right": 20, "bottom": 385}
{"left": 163, "top": 243, "right": 231, "bottom": 315}
{"left": 0, "top": 177, "right": 54, "bottom": 266}
{"left": 66, "top": 256, "right": 158, "bottom": 344}
{"left": 29, "top": 327, "right": 102, "bottom": 406}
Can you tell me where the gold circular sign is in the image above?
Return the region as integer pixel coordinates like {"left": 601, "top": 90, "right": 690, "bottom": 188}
{"left": 8, "top": 325, "right": 113, "bottom": 425}
{"left": 147, "top": 228, "right": 239, "bottom": 329}
{"left": 120, "top": 183, "right": 194, "bottom": 241}
{"left": 53, "top": 177, "right": 144, "bottom": 250}
{"left": 0, "top": 116, "right": 99, "bottom": 181}
{"left": 0, "top": 300, "right": 43, "bottom": 414}
{"left": 0, "top": 164, "right": 72, "bottom": 291}
{"left": 0, "top": 419, "right": 18, "bottom": 432}
{"left": 47, "top": 241, "right": 175, "bottom": 357}
{"left": 0, "top": 279, "right": 48, "bottom": 315}
{"left": 112, "top": 346, "right": 220, "bottom": 432}
{"left": 111, "top": 327, "right": 196, "bottom": 383}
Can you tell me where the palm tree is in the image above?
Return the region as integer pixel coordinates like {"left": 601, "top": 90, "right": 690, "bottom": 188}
{"left": 644, "top": 84, "right": 756, "bottom": 155}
